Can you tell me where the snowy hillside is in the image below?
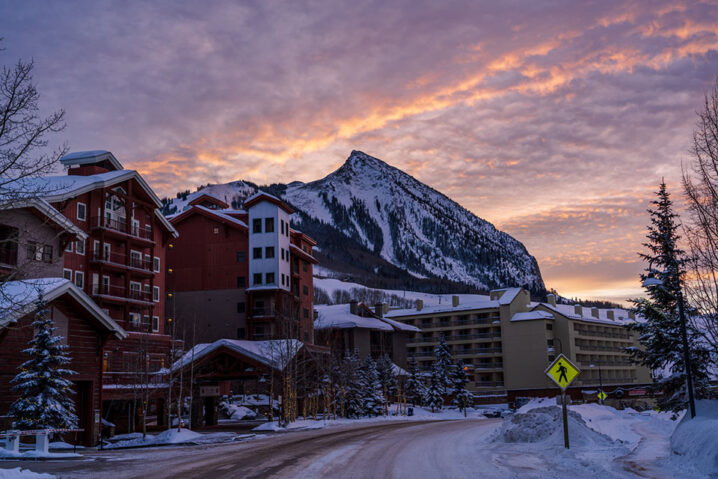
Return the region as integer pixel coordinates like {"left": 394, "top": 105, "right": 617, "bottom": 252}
{"left": 162, "top": 151, "right": 545, "bottom": 294}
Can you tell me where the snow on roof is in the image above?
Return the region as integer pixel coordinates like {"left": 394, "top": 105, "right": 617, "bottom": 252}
{"left": 511, "top": 310, "right": 555, "bottom": 322}
{"left": 0, "top": 278, "right": 126, "bottom": 339}
{"left": 172, "top": 338, "right": 304, "bottom": 372}
{"left": 531, "top": 302, "right": 640, "bottom": 326}
{"left": 491, "top": 287, "right": 523, "bottom": 305}
{"left": 245, "top": 285, "right": 282, "bottom": 292}
{"left": 1, "top": 197, "right": 87, "bottom": 240}
{"left": 194, "top": 205, "right": 248, "bottom": 228}
{"left": 244, "top": 191, "right": 294, "bottom": 214}
{"left": 384, "top": 298, "right": 500, "bottom": 318}
{"left": 60, "top": 150, "right": 123, "bottom": 170}
{"left": 392, "top": 362, "right": 409, "bottom": 376}
{"left": 314, "top": 304, "right": 394, "bottom": 331}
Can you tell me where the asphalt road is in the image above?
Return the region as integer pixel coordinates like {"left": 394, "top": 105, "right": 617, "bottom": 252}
{"left": 1, "top": 419, "right": 501, "bottom": 479}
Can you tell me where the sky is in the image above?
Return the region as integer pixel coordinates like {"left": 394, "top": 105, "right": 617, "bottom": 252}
{"left": 2, "top": 0, "right": 718, "bottom": 304}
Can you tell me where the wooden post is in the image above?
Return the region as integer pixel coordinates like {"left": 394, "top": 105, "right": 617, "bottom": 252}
{"left": 561, "top": 391, "right": 569, "bottom": 449}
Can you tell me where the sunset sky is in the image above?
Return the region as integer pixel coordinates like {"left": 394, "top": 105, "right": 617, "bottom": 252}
{"left": 2, "top": 1, "right": 718, "bottom": 304}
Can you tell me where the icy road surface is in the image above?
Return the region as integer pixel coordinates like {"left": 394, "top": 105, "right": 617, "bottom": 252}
{"left": 1, "top": 417, "right": 688, "bottom": 479}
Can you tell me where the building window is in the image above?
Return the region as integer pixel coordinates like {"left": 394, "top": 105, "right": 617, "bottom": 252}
{"left": 280, "top": 219, "right": 285, "bottom": 235}
{"left": 237, "top": 302, "right": 245, "bottom": 313}
{"left": 303, "top": 263, "right": 308, "bottom": 272}
{"left": 131, "top": 250, "right": 142, "bottom": 268}
{"left": 303, "top": 308, "right": 309, "bottom": 319}
{"left": 252, "top": 218, "right": 262, "bottom": 233}
{"left": 63, "top": 268, "right": 72, "bottom": 280}
{"left": 547, "top": 339, "right": 554, "bottom": 346}
{"left": 237, "top": 327, "right": 246, "bottom": 339}
{"left": 77, "top": 202, "right": 87, "bottom": 221}
{"left": 280, "top": 248, "right": 284, "bottom": 261}
{"left": 130, "top": 281, "right": 141, "bottom": 299}
{"left": 237, "top": 276, "right": 245, "bottom": 288}
{"left": 253, "top": 273, "right": 262, "bottom": 285}
{"left": 153, "top": 256, "right": 160, "bottom": 272}
{"left": 42, "top": 245, "right": 53, "bottom": 263}
{"left": 76, "top": 239, "right": 85, "bottom": 255}
{"left": 151, "top": 316, "right": 159, "bottom": 332}
{"left": 265, "top": 246, "right": 274, "bottom": 258}
{"left": 64, "top": 241, "right": 73, "bottom": 253}
{"left": 546, "top": 323, "right": 553, "bottom": 330}
{"left": 0, "top": 225, "right": 18, "bottom": 265}
{"left": 129, "top": 312, "right": 141, "bottom": 328}
{"left": 253, "top": 247, "right": 262, "bottom": 259}
{"left": 74, "top": 271, "right": 84, "bottom": 289}
{"left": 266, "top": 272, "right": 275, "bottom": 284}
{"left": 153, "top": 286, "right": 160, "bottom": 302}
{"left": 213, "top": 226, "right": 220, "bottom": 234}
{"left": 303, "top": 285, "right": 309, "bottom": 296}
{"left": 265, "top": 217, "right": 274, "bottom": 233}
{"left": 236, "top": 251, "right": 246, "bottom": 263}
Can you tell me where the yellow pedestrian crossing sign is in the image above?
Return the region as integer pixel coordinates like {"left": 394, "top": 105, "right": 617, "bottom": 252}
{"left": 597, "top": 391, "right": 607, "bottom": 401}
{"left": 545, "top": 354, "right": 580, "bottom": 389}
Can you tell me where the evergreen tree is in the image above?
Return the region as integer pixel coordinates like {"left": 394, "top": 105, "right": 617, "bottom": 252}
{"left": 450, "top": 362, "right": 474, "bottom": 416}
{"left": 9, "top": 297, "right": 78, "bottom": 429}
{"left": 424, "top": 364, "right": 444, "bottom": 412}
{"left": 375, "top": 354, "right": 397, "bottom": 412}
{"left": 358, "top": 356, "right": 384, "bottom": 417}
{"left": 630, "top": 181, "right": 711, "bottom": 411}
{"left": 405, "top": 356, "right": 426, "bottom": 406}
{"left": 433, "top": 335, "right": 454, "bottom": 397}
{"left": 336, "top": 351, "right": 363, "bottom": 418}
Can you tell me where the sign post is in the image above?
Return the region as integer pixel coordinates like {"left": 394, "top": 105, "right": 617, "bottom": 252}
{"left": 545, "top": 354, "right": 580, "bottom": 449}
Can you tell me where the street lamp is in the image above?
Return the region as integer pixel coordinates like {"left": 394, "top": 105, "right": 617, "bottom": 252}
{"left": 589, "top": 363, "right": 604, "bottom": 405}
{"left": 642, "top": 278, "right": 696, "bottom": 419}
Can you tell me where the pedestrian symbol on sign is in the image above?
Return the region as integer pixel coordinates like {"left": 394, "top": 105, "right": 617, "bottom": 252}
{"left": 545, "top": 354, "right": 580, "bottom": 390}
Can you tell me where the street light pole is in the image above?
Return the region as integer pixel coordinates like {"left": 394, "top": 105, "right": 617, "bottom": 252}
{"left": 677, "top": 290, "right": 697, "bottom": 419}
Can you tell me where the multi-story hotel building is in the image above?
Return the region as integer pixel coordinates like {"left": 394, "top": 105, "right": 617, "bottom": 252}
{"left": 15, "top": 150, "right": 178, "bottom": 431}
{"left": 167, "top": 191, "right": 317, "bottom": 346}
{"left": 383, "top": 288, "right": 652, "bottom": 402}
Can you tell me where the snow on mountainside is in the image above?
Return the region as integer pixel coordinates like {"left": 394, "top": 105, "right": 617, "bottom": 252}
{"left": 161, "top": 151, "right": 545, "bottom": 294}
{"left": 284, "top": 151, "right": 544, "bottom": 293}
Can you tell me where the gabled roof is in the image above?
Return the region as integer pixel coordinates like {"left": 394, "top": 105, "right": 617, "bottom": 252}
{"left": 172, "top": 338, "right": 304, "bottom": 372}
{"left": 169, "top": 204, "right": 248, "bottom": 231}
{"left": 0, "top": 278, "right": 127, "bottom": 339}
{"left": 1, "top": 198, "right": 87, "bottom": 241}
{"left": 244, "top": 191, "right": 294, "bottom": 214}
{"left": 188, "top": 192, "right": 229, "bottom": 209}
{"left": 61, "top": 150, "right": 123, "bottom": 171}
{"left": 289, "top": 243, "right": 319, "bottom": 264}
{"left": 490, "top": 287, "right": 524, "bottom": 305}
{"left": 290, "top": 229, "right": 317, "bottom": 246}
{"left": 511, "top": 310, "right": 555, "bottom": 322}
{"left": 314, "top": 303, "right": 420, "bottom": 332}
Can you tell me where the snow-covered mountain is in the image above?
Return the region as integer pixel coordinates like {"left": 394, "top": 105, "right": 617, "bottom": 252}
{"left": 162, "top": 151, "right": 545, "bottom": 294}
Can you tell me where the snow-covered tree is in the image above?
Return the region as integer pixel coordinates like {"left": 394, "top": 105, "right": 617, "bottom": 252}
{"left": 405, "top": 356, "right": 425, "bottom": 406}
{"left": 629, "top": 181, "right": 711, "bottom": 411}
{"left": 358, "top": 356, "right": 384, "bottom": 417}
{"left": 433, "top": 335, "right": 454, "bottom": 397}
{"left": 375, "top": 354, "right": 396, "bottom": 411}
{"left": 336, "top": 351, "right": 363, "bottom": 418}
{"left": 424, "top": 364, "right": 444, "bottom": 412}
{"left": 9, "top": 296, "right": 78, "bottom": 429}
{"left": 450, "top": 361, "right": 473, "bottom": 416}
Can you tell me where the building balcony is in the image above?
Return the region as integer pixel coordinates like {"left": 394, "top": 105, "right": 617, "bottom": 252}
{"left": 91, "top": 216, "right": 154, "bottom": 243}
{"left": 472, "top": 362, "right": 504, "bottom": 370}
{"left": 90, "top": 251, "right": 154, "bottom": 275}
{"left": 102, "top": 371, "right": 168, "bottom": 388}
{"left": 576, "top": 377, "right": 637, "bottom": 386}
{"left": 455, "top": 347, "right": 503, "bottom": 356}
{"left": 575, "top": 344, "right": 629, "bottom": 353}
{"left": 92, "top": 283, "right": 154, "bottom": 306}
{"left": 574, "top": 328, "right": 630, "bottom": 340}
{"left": 579, "top": 360, "right": 633, "bottom": 367}
{"left": 473, "top": 381, "right": 505, "bottom": 388}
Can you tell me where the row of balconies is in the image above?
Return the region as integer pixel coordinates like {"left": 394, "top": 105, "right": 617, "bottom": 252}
{"left": 409, "top": 317, "right": 499, "bottom": 329}
{"left": 91, "top": 216, "right": 154, "bottom": 242}
{"left": 579, "top": 360, "right": 633, "bottom": 367}
{"left": 92, "top": 283, "right": 154, "bottom": 304}
{"left": 577, "top": 377, "right": 638, "bottom": 385}
{"left": 410, "top": 347, "right": 503, "bottom": 359}
{"left": 573, "top": 326, "right": 631, "bottom": 340}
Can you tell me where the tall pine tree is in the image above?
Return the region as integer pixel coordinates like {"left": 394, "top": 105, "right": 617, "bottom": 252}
{"left": 450, "top": 361, "right": 474, "bottom": 416}
{"left": 9, "top": 296, "right": 78, "bottom": 429}
{"left": 358, "top": 356, "right": 384, "bottom": 417}
{"left": 405, "top": 356, "right": 426, "bottom": 406}
{"left": 424, "top": 364, "right": 444, "bottom": 413}
{"left": 630, "top": 181, "right": 710, "bottom": 411}
{"left": 433, "top": 334, "right": 454, "bottom": 398}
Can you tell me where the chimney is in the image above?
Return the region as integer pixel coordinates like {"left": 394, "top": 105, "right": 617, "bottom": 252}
{"left": 607, "top": 310, "right": 615, "bottom": 321}
{"left": 591, "top": 307, "right": 599, "bottom": 318}
{"left": 452, "top": 295, "right": 459, "bottom": 307}
{"left": 415, "top": 299, "right": 423, "bottom": 311}
{"left": 574, "top": 304, "right": 582, "bottom": 316}
{"left": 628, "top": 311, "right": 635, "bottom": 320}
{"left": 349, "top": 300, "right": 358, "bottom": 315}
{"left": 547, "top": 294, "right": 556, "bottom": 307}
{"left": 374, "top": 303, "right": 383, "bottom": 317}
{"left": 383, "top": 303, "right": 389, "bottom": 314}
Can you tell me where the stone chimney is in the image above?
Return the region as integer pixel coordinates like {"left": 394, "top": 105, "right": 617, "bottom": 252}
{"left": 574, "top": 304, "right": 582, "bottom": 316}
{"left": 415, "top": 299, "right": 423, "bottom": 311}
{"left": 607, "top": 310, "right": 615, "bottom": 321}
{"left": 591, "top": 307, "right": 599, "bottom": 318}
{"left": 374, "top": 303, "right": 383, "bottom": 317}
{"left": 383, "top": 303, "right": 389, "bottom": 314}
{"left": 547, "top": 294, "right": 556, "bottom": 307}
{"left": 452, "top": 295, "right": 459, "bottom": 307}
{"left": 350, "top": 300, "right": 358, "bottom": 315}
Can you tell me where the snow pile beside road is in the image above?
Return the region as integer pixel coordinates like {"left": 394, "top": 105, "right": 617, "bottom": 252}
{"left": 103, "top": 428, "right": 252, "bottom": 449}
{"left": 0, "top": 468, "right": 55, "bottom": 479}
{"left": 670, "top": 399, "right": 718, "bottom": 478}
{"left": 221, "top": 404, "right": 257, "bottom": 421}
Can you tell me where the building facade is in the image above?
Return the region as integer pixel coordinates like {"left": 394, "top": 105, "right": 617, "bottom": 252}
{"left": 385, "top": 288, "right": 652, "bottom": 402}
{"left": 167, "top": 191, "right": 318, "bottom": 346}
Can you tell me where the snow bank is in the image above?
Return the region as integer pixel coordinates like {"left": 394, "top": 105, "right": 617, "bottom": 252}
{"left": 0, "top": 468, "right": 55, "bottom": 479}
{"left": 103, "top": 428, "right": 249, "bottom": 449}
{"left": 670, "top": 400, "right": 718, "bottom": 478}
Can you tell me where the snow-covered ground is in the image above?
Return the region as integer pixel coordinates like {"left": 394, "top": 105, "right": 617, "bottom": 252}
{"left": 252, "top": 404, "right": 485, "bottom": 432}
{"left": 102, "top": 428, "right": 255, "bottom": 449}
{"left": 0, "top": 468, "right": 55, "bottom": 479}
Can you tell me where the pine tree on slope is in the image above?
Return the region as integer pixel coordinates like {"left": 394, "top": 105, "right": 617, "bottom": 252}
{"left": 405, "top": 356, "right": 426, "bottom": 406}
{"left": 9, "top": 297, "right": 78, "bottom": 429}
{"left": 629, "top": 181, "right": 711, "bottom": 411}
{"left": 450, "top": 361, "right": 474, "bottom": 417}
{"left": 433, "top": 335, "right": 454, "bottom": 398}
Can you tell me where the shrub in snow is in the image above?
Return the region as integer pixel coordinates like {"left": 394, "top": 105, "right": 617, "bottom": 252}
{"left": 8, "top": 296, "right": 78, "bottom": 430}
